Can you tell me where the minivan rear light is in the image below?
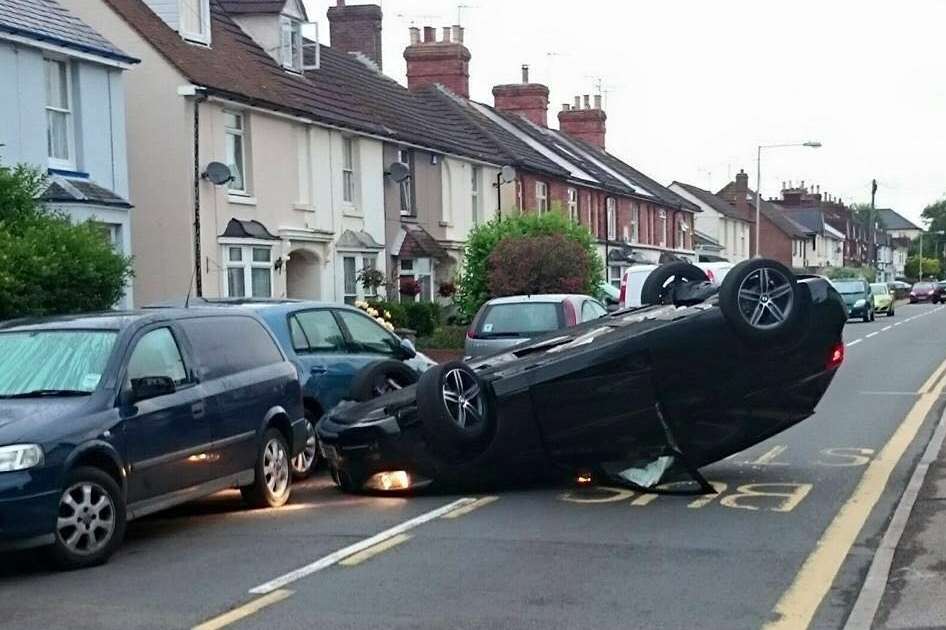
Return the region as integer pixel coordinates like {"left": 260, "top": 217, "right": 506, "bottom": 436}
{"left": 618, "top": 274, "right": 627, "bottom": 307}
{"left": 827, "top": 341, "right": 844, "bottom": 369}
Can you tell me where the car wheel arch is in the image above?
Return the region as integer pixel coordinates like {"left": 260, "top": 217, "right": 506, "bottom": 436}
{"left": 63, "top": 442, "right": 127, "bottom": 498}
{"left": 260, "top": 407, "right": 294, "bottom": 449}
{"left": 303, "top": 398, "right": 324, "bottom": 422}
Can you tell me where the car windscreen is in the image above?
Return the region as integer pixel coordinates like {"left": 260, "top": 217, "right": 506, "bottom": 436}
{"left": 870, "top": 283, "right": 888, "bottom": 294}
{"left": 832, "top": 281, "right": 866, "bottom": 295}
{"left": 0, "top": 330, "right": 117, "bottom": 397}
{"left": 914, "top": 282, "right": 935, "bottom": 291}
{"left": 475, "top": 302, "right": 564, "bottom": 338}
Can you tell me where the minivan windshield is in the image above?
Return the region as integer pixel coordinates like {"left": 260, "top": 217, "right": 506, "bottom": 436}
{"left": 476, "top": 302, "right": 563, "bottom": 338}
{"left": 0, "top": 330, "right": 117, "bottom": 397}
{"left": 832, "top": 281, "right": 867, "bottom": 295}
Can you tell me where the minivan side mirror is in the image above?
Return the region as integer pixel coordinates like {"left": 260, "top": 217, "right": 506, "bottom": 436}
{"left": 130, "top": 376, "right": 176, "bottom": 403}
{"left": 395, "top": 337, "right": 417, "bottom": 360}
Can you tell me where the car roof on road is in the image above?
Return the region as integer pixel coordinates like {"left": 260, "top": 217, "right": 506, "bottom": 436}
{"left": 486, "top": 294, "right": 588, "bottom": 305}
{"left": 0, "top": 308, "right": 257, "bottom": 332}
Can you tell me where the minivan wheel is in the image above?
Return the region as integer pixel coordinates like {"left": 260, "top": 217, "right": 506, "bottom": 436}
{"left": 242, "top": 429, "right": 292, "bottom": 509}
{"left": 291, "top": 412, "right": 319, "bottom": 480}
{"left": 46, "top": 467, "right": 126, "bottom": 570}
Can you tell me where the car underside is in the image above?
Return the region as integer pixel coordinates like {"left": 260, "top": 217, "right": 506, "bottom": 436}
{"left": 317, "top": 259, "right": 847, "bottom": 494}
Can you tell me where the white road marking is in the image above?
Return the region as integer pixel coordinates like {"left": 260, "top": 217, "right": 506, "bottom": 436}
{"left": 846, "top": 339, "right": 863, "bottom": 347}
{"left": 882, "top": 326, "right": 892, "bottom": 331}
{"left": 248, "top": 497, "right": 476, "bottom": 594}
{"left": 866, "top": 332, "right": 878, "bottom": 338}
{"left": 894, "top": 322, "right": 903, "bottom": 327}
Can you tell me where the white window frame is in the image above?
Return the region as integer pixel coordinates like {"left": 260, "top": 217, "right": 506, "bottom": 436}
{"left": 398, "top": 148, "right": 414, "bottom": 216}
{"left": 629, "top": 204, "right": 639, "bottom": 242}
{"left": 44, "top": 58, "right": 74, "bottom": 170}
{"left": 342, "top": 137, "right": 356, "bottom": 205}
{"left": 341, "top": 253, "right": 378, "bottom": 304}
{"left": 535, "top": 181, "right": 549, "bottom": 214}
{"left": 179, "top": 0, "right": 211, "bottom": 44}
{"left": 609, "top": 264, "right": 624, "bottom": 289}
{"left": 567, "top": 187, "right": 578, "bottom": 223}
{"left": 221, "top": 242, "right": 273, "bottom": 298}
{"left": 399, "top": 257, "right": 434, "bottom": 303}
{"left": 224, "top": 110, "right": 248, "bottom": 194}
{"left": 471, "top": 166, "right": 481, "bottom": 226}
{"left": 280, "top": 16, "right": 303, "bottom": 71}
{"left": 658, "top": 209, "right": 668, "bottom": 247}
{"left": 677, "top": 215, "right": 688, "bottom": 250}
{"left": 606, "top": 197, "right": 617, "bottom": 241}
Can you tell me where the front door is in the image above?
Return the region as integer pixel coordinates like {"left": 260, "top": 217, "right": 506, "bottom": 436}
{"left": 121, "top": 326, "right": 212, "bottom": 503}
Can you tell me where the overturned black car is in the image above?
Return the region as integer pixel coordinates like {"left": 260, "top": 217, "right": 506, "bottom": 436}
{"left": 317, "top": 258, "right": 846, "bottom": 493}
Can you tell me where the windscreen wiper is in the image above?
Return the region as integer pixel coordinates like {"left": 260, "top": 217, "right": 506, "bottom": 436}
{"left": 0, "top": 389, "right": 92, "bottom": 399}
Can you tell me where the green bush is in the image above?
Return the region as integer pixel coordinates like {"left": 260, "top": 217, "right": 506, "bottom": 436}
{"left": 416, "top": 325, "right": 466, "bottom": 350}
{"left": 368, "top": 299, "right": 441, "bottom": 337}
{"left": 0, "top": 164, "right": 133, "bottom": 320}
{"left": 455, "top": 212, "right": 603, "bottom": 319}
{"left": 824, "top": 266, "right": 876, "bottom": 282}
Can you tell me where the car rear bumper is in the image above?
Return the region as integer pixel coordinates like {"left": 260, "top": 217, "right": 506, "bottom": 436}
{"left": 0, "top": 473, "right": 59, "bottom": 550}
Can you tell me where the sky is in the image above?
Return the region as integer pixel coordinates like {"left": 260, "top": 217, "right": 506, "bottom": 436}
{"left": 303, "top": 0, "right": 946, "bottom": 225}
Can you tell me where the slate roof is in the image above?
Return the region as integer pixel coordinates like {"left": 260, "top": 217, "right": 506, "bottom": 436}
{"left": 396, "top": 224, "right": 449, "bottom": 259}
{"left": 217, "top": 0, "right": 288, "bottom": 15}
{"left": 336, "top": 229, "right": 384, "bottom": 250}
{"left": 0, "top": 0, "right": 138, "bottom": 63}
{"left": 780, "top": 207, "right": 825, "bottom": 234}
{"left": 752, "top": 194, "right": 812, "bottom": 239}
{"left": 876, "top": 208, "right": 920, "bottom": 231}
{"left": 220, "top": 217, "right": 279, "bottom": 240}
{"left": 41, "top": 175, "right": 131, "bottom": 207}
{"left": 672, "top": 181, "right": 750, "bottom": 221}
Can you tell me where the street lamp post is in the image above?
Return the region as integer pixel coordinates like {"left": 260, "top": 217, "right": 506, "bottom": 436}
{"left": 754, "top": 141, "right": 822, "bottom": 257}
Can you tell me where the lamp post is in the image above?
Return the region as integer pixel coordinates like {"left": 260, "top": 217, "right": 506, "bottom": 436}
{"left": 755, "top": 141, "right": 822, "bottom": 257}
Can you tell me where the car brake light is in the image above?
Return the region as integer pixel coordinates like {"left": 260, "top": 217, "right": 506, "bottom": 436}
{"left": 467, "top": 326, "right": 475, "bottom": 339}
{"left": 563, "top": 299, "right": 578, "bottom": 326}
{"left": 827, "top": 342, "right": 844, "bottom": 369}
{"left": 618, "top": 275, "right": 627, "bottom": 306}
{"left": 705, "top": 269, "right": 716, "bottom": 284}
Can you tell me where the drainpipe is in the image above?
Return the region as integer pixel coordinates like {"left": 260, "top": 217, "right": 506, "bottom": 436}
{"left": 192, "top": 90, "right": 207, "bottom": 297}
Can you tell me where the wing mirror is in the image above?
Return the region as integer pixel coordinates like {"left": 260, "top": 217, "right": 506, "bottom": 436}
{"left": 396, "top": 337, "right": 417, "bottom": 360}
{"left": 130, "top": 376, "right": 176, "bottom": 403}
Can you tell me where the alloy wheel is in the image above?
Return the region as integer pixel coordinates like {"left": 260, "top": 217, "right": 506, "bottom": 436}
{"left": 291, "top": 419, "right": 318, "bottom": 475}
{"left": 263, "top": 438, "right": 290, "bottom": 497}
{"left": 56, "top": 481, "right": 116, "bottom": 556}
{"left": 441, "top": 368, "right": 485, "bottom": 429}
{"left": 735, "top": 266, "right": 794, "bottom": 330}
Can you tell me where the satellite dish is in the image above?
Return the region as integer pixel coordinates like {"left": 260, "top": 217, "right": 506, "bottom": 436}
{"left": 202, "top": 161, "right": 232, "bottom": 185}
{"left": 500, "top": 165, "right": 516, "bottom": 184}
{"left": 388, "top": 162, "right": 411, "bottom": 183}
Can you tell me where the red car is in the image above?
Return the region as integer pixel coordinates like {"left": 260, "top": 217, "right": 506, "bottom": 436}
{"left": 910, "top": 281, "right": 937, "bottom": 303}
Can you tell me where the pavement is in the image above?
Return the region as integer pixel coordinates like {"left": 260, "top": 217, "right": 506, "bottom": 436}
{"left": 2, "top": 302, "right": 946, "bottom": 630}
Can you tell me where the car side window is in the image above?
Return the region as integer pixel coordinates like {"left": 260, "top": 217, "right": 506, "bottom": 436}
{"left": 178, "top": 316, "right": 283, "bottom": 379}
{"left": 294, "top": 310, "right": 346, "bottom": 354}
{"left": 289, "top": 315, "right": 309, "bottom": 352}
{"left": 336, "top": 310, "right": 397, "bottom": 355}
{"left": 127, "top": 328, "right": 188, "bottom": 386}
{"left": 581, "top": 300, "right": 607, "bottom": 321}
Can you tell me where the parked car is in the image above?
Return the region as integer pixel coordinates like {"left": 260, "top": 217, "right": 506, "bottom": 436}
{"left": 464, "top": 295, "right": 608, "bottom": 360}
{"left": 870, "top": 283, "right": 895, "bottom": 317}
{"left": 931, "top": 281, "right": 946, "bottom": 304}
{"left": 318, "top": 258, "right": 845, "bottom": 493}
{"left": 0, "top": 309, "right": 306, "bottom": 569}
{"left": 147, "top": 298, "right": 436, "bottom": 479}
{"left": 618, "top": 261, "right": 734, "bottom": 308}
{"left": 910, "top": 281, "right": 937, "bottom": 303}
{"left": 888, "top": 280, "right": 911, "bottom": 300}
{"left": 831, "top": 279, "right": 875, "bottom": 322}
{"left": 598, "top": 282, "right": 621, "bottom": 311}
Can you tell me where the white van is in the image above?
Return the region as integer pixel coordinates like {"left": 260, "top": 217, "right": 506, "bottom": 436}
{"left": 618, "top": 261, "right": 734, "bottom": 308}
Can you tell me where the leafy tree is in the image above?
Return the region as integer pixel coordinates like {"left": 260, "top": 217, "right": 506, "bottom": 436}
{"left": 0, "top": 163, "right": 133, "bottom": 320}
{"left": 905, "top": 256, "right": 940, "bottom": 281}
{"left": 825, "top": 266, "right": 876, "bottom": 282}
{"left": 921, "top": 196, "right": 946, "bottom": 233}
{"left": 487, "top": 234, "right": 593, "bottom": 297}
{"left": 454, "top": 212, "right": 603, "bottom": 319}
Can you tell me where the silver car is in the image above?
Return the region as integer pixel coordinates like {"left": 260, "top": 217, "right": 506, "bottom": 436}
{"left": 464, "top": 294, "right": 607, "bottom": 360}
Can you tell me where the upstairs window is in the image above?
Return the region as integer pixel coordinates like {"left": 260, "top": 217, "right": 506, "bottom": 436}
{"left": 606, "top": 197, "right": 617, "bottom": 241}
{"left": 224, "top": 111, "right": 247, "bottom": 193}
{"left": 471, "top": 166, "right": 481, "bottom": 225}
{"left": 658, "top": 210, "right": 668, "bottom": 247}
{"left": 567, "top": 187, "right": 578, "bottom": 223}
{"left": 535, "top": 181, "right": 549, "bottom": 213}
{"left": 629, "top": 204, "right": 639, "bottom": 242}
{"left": 280, "top": 17, "right": 303, "bottom": 71}
{"left": 45, "top": 58, "right": 73, "bottom": 169}
{"left": 398, "top": 148, "right": 414, "bottom": 216}
{"left": 180, "top": 0, "right": 210, "bottom": 44}
{"left": 342, "top": 137, "right": 356, "bottom": 204}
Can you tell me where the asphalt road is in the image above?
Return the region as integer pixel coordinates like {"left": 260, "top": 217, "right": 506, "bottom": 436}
{"left": 3, "top": 302, "right": 946, "bottom": 630}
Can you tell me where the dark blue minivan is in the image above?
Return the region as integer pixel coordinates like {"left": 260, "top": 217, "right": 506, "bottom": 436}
{"left": 0, "top": 309, "right": 306, "bottom": 569}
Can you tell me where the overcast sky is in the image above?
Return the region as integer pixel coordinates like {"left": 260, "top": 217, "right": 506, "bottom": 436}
{"left": 304, "top": 0, "right": 946, "bottom": 225}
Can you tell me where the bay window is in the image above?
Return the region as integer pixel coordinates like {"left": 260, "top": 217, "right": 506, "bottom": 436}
{"left": 224, "top": 111, "right": 247, "bottom": 193}
{"left": 225, "top": 245, "right": 272, "bottom": 298}
{"left": 399, "top": 258, "right": 433, "bottom": 302}
{"left": 45, "top": 58, "right": 73, "bottom": 169}
{"left": 342, "top": 254, "right": 378, "bottom": 304}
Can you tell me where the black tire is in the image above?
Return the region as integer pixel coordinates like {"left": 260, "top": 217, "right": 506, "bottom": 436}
{"left": 888, "top": 307, "right": 895, "bottom": 317}
{"left": 46, "top": 466, "right": 126, "bottom": 570}
{"left": 241, "top": 428, "right": 292, "bottom": 509}
{"left": 349, "top": 360, "right": 419, "bottom": 402}
{"left": 718, "top": 258, "right": 799, "bottom": 340}
{"left": 640, "top": 262, "right": 709, "bottom": 305}
{"left": 290, "top": 410, "right": 319, "bottom": 481}
{"left": 416, "top": 361, "right": 493, "bottom": 458}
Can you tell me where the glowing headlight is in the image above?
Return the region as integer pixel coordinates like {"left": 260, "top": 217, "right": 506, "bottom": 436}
{"left": 0, "top": 444, "right": 44, "bottom": 472}
{"left": 365, "top": 470, "right": 411, "bottom": 491}
{"left": 854, "top": 299, "right": 866, "bottom": 308}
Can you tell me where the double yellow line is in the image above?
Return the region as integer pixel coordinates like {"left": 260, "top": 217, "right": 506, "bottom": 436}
{"left": 763, "top": 357, "right": 946, "bottom": 629}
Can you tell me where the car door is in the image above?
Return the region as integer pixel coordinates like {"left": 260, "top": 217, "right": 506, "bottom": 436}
{"left": 120, "top": 325, "right": 212, "bottom": 503}
{"left": 291, "top": 309, "right": 357, "bottom": 412}
{"left": 334, "top": 308, "right": 403, "bottom": 375}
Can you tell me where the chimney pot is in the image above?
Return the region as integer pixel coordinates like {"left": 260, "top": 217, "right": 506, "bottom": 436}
{"left": 521, "top": 64, "right": 529, "bottom": 83}
{"left": 562, "top": 103, "right": 570, "bottom": 111}
{"left": 593, "top": 94, "right": 602, "bottom": 109}
{"left": 405, "top": 22, "right": 472, "bottom": 98}
{"left": 801, "top": 179, "right": 805, "bottom": 189}
{"left": 453, "top": 25, "right": 463, "bottom": 42}
{"left": 442, "top": 26, "right": 451, "bottom": 42}
{"left": 573, "top": 96, "right": 581, "bottom": 108}
{"left": 583, "top": 94, "right": 591, "bottom": 109}
{"left": 337, "top": 0, "right": 344, "bottom": 5}
{"left": 409, "top": 26, "right": 419, "bottom": 45}
{"left": 423, "top": 26, "right": 435, "bottom": 42}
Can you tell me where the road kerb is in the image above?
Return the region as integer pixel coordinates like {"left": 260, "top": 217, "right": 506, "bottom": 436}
{"left": 842, "top": 406, "right": 946, "bottom": 630}
{"left": 762, "top": 355, "right": 946, "bottom": 630}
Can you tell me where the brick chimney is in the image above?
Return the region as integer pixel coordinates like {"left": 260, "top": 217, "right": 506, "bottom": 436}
{"left": 492, "top": 65, "right": 550, "bottom": 127}
{"left": 327, "top": 0, "right": 383, "bottom": 70}
{"left": 403, "top": 24, "right": 471, "bottom": 98}
{"left": 558, "top": 94, "right": 607, "bottom": 148}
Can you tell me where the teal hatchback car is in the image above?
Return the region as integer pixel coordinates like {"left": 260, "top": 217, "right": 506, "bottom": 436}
{"left": 831, "top": 279, "right": 874, "bottom": 322}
